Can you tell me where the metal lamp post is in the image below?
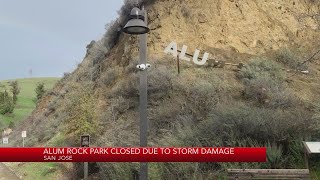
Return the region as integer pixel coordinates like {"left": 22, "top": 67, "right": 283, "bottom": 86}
{"left": 123, "top": 7, "right": 150, "bottom": 180}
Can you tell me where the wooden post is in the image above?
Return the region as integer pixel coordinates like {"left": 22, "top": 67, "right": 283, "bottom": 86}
{"left": 177, "top": 55, "right": 180, "bottom": 75}
{"left": 304, "top": 148, "right": 309, "bottom": 169}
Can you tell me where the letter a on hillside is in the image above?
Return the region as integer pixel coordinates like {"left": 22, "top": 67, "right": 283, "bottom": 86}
{"left": 164, "top": 41, "right": 178, "bottom": 57}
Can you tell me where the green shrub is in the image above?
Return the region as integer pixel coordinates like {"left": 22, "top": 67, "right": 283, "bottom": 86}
{"left": 101, "top": 68, "right": 117, "bottom": 86}
{"left": 35, "top": 82, "right": 46, "bottom": 101}
{"left": 63, "top": 83, "right": 100, "bottom": 146}
{"left": 238, "top": 58, "right": 297, "bottom": 108}
{"left": 110, "top": 73, "right": 139, "bottom": 98}
{"left": 0, "top": 102, "right": 14, "bottom": 114}
{"left": 196, "top": 104, "right": 273, "bottom": 146}
{"left": 172, "top": 76, "right": 220, "bottom": 118}
{"left": 111, "top": 96, "right": 131, "bottom": 115}
{"left": 186, "top": 80, "right": 219, "bottom": 114}
{"left": 9, "top": 81, "right": 20, "bottom": 104}
{"left": 274, "top": 48, "right": 307, "bottom": 70}
{"left": 238, "top": 57, "right": 283, "bottom": 81}
{"left": 265, "top": 142, "right": 284, "bottom": 168}
{"left": 0, "top": 91, "right": 14, "bottom": 114}
{"left": 148, "top": 66, "right": 173, "bottom": 100}
{"left": 149, "top": 103, "right": 182, "bottom": 135}
{"left": 284, "top": 140, "right": 305, "bottom": 168}
{"left": 158, "top": 102, "right": 317, "bottom": 171}
{"left": 217, "top": 105, "right": 312, "bottom": 145}
{"left": 242, "top": 75, "right": 296, "bottom": 108}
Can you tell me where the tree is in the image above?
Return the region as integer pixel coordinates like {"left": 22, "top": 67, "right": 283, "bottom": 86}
{"left": 9, "top": 81, "right": 20, "bottom": 104}
{"left": 0, "top": 91, "right": 14, "bottom": 115}
{"left": 35, "top": 83, "right": 45, "bottom": 101}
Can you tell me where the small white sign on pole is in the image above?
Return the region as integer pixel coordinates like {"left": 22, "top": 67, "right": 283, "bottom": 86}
{"left": 22, "top": 131, "right": 27, "bottom": 138}
{"left": 3, "top": 137, "right": 8, "bottom": 144}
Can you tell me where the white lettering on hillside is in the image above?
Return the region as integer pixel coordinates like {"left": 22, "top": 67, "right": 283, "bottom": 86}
{"left": 179, "top": 45, "right": 190, "bottom": 61}
{"left": 164, "top": 41, "right": 178, "bottom": 57}
{"left": 164, "top": 41, "right": 209, "bottom": 65}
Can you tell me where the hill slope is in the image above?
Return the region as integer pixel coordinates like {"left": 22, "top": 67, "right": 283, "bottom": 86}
{"left": 9, "top": 0, "right": 320, "bottom": 179}
{"left": 0, "top": 78, "right": 58, "bottom": 128}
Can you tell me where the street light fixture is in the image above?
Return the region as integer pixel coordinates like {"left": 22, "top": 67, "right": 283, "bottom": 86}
{"left": 123, "top": 7, "right": 150, "bottom": 35}
{"left": 123, "top": 6, "right": 149, "bottom": 180}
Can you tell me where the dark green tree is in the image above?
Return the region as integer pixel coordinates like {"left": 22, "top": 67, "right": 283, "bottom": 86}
{"left": 35, "top": 83, "right": 45, "bottom": 101}
{"left": 0, "top": 90, "right": 14, "bottom": 115}
{"left": 9, "top": 81, "right": 20, "bottom": 104}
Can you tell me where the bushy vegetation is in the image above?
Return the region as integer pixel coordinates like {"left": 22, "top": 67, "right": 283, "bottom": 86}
{"left": 238, "top": 58, "right": 298, "bottom": 108}
{"left": 0, "top": 91, "right": 14, "bottom": 115}
{"left": 0, "top": 81, "right": 20, "bottom": 115}
{"left": 150, "top": 101, "right": 316, "bottom": 176}
{"left": 90, "top": 53, "right": 320, "bottom": 178}
{"left": 91, "top": 62, "right": 232, "bottom": 178}
{"left": 9, "top": 81, "right": 20, "bottom": 104}
{"left": 63, "top": 83, "right": 101, "bottom": 146}
{"left": 274, "top": 48, "right": 308, "bottom": 71}
{"left": 35, "top": 82, "right": 46, "bottom": 101}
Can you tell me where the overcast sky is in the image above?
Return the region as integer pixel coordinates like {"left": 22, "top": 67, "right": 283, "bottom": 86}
{"left": 0, "top": 0, "right": 123, "bottom": 80}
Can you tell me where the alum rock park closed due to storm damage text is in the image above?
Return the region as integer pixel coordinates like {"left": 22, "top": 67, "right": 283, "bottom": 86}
{"left": 43, "top": 147, "right": 235, "bottom": 161}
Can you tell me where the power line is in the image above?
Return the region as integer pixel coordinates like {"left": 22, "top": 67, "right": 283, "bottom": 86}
{"left": 289, "top": 48, "right": 320, "bottom": 78}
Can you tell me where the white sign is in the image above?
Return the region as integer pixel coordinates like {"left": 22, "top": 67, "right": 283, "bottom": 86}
{"left": 22, "top": 131, "right": 27, "bottom": 138}
{"left": 304, "top": 142, "right": 320, "bottom": 154}
{"left": 164, "top": 41, "right": 209, "bottom": 66}
{"left": 2, "top": 137, "right": 8, "bottom": 144}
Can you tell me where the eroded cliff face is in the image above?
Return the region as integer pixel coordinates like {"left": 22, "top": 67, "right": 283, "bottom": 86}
{"left": 146, "top": 0, "right": 320, "bottom": 56}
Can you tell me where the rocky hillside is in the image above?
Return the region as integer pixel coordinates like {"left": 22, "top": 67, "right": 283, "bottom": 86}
{"left": 10, "top": 0, "right": 320, "bottom": 179}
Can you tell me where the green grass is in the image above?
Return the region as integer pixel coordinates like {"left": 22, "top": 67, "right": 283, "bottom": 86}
{"left": 0, "top": 77, "right": 59, "bottom": 127}
{"left": 5, "top": 162, "right": 64, "bottom": 180}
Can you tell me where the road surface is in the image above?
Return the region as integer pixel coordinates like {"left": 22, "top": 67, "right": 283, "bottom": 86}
{"left": 0, "top": 163, "right": 19, "bottom": 180}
